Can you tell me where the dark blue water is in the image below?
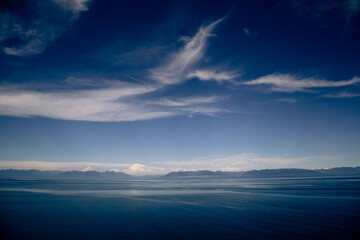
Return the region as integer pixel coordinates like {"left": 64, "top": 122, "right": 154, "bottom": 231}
{"left": 1, "top": 176, "right": 359, "bottom": 239}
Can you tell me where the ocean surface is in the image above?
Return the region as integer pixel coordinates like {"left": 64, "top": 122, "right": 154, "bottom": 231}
{"left": 0, "top": 176, "right": 359, "bottom": 239}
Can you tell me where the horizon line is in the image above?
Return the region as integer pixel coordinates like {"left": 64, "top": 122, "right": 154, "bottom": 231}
{"left": 1, "top": 165, "right": 359, "bottom": 177}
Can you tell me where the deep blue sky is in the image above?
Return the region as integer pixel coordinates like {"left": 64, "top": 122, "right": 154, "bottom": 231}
{"left": 0, "top": 0, "right": 359, "bottom": 174}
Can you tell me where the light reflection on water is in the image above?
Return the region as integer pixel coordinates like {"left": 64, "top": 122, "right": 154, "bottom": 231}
{"left": 0, "top": 176, "right": 359, "bottom": 240}
{"left": 1, "top": 176, "right": 359, "bottom": 200}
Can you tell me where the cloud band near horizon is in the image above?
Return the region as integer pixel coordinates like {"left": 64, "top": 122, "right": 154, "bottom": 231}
{"left": 0, "top": 153, "right": 348, "bottom": 175}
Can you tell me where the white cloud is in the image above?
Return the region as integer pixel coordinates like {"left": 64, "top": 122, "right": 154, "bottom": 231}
{"left": 0, "top": 161, "right": 130, "bottom": 172}
{"left": 3, "top": 39, "right": 47, "bottom": 56}
{"left": 0, "top": 154, "right": 344, "bottom": 175}
{"left": 0, "top": 81, "right": 179, "bottom": 122}
{"left": 54, "top": 0, "right": 90, "bottom": 13}
{"left": 63, "top": 76, "right": 106, "bottom": 87}
{"left": 81, "top": 166, "right": 93, "bottom": 172}
{"left": 242, "top": 74, "right": 360, "bottom": 92}
{"left": 322, "top": 91, "right": 360, "bottom": 98}
{"left": 180, "top": 106, "right": 230, "bottom": 117}
{"left": 108, "top": 168, "right": 123, "bottom": 172}
{"left": 151, "top": 96, "right": 223, "bottom": 107}
{"left": 156, "top": 153, "right": 339, "bottom": 171}
{"left": 0, "top": 79, "right": 231, "bottom": 121}
{"left": 0, "top": 16, "right": 234, "bottom": 122}
{"left": 187, "top": 69, "right": 238, "bottom": 83}
{"left": 0, "top": 0, "right": 91, "bottom": 56}
{"left": 0, "top": 161, "right": 167, "bottom": 175}
{"left": 122, "top": 163, "right": 166, "bottom": 175}
{"left": 150, "top": 18, "right": 224, "bottom": 84}
{"left": 276, "top": 98, "right": 298, "bottom": 103}
{"left": 147, "top": 95, "right": 228, "bottom": 117}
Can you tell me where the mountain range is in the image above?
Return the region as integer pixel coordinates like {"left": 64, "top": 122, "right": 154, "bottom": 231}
{"left": 163, "top": 167, "right": 360, "bottom": 179}
{"left": 0, "top": 167, "right": 360, "bottom": 180}
{"left": 0, "top": 169, "right": 131, "bottom": 180}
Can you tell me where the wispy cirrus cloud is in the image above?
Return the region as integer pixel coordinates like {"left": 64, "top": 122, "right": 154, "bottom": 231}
{"left": 0, "top": 79, "right": 228, "bottom": 121}
{"left": 322, "top": 91, "right": 360, "bottom": 98}
{"left": 0, "top": 0, "right": 91, "bottom": 56}
{"left": 0, "top": 15, "right": 232, "bottom": 122}
{"left": 187, "top": 69, "right": 239, "bottom": 83}
{"left": 180, "top": 106, "right": 230, "bottom": 117}
{"left": 149, "top": 95, "right": 228, "bottom": 117}
{"left": 242, "top": 74, "right": 360, "bottom": 92}
{"left": 151, "top": 96, "right": 224, "bottom": 107}
{"left": 150, "top": 18, "right": 224, "bottom": 84}
{"left": 0, "top": 81, "right": 178, "bottom": 122}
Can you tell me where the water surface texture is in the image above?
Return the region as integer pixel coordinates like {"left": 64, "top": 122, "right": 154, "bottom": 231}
{"left": 0, "top": 176, "right": 359, "bottom": 239}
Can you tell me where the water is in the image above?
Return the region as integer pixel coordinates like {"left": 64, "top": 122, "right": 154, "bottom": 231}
{"left": 0, "top": 176, "right": 359, "bottom": 239}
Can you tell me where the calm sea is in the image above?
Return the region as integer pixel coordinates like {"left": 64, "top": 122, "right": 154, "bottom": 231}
{"left": 0, "top": 176, "right": 359, "bottom": 239}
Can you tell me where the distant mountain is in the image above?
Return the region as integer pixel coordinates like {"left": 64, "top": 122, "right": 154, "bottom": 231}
{"left": 163, "top": 170, "right": 228, "bottom": 179}
{"left": 240, "top": 169, "right": 322, "bottom": 178}
{"left": 56, "top": 171, "right": 131, "bottom": 180}
{"left": 0, "top": 169, "right": 132, "bottom": 180}
{"left": 316, "top": 167, "right": 360, "bottom": 176}
{"left": 1, "top": 167, "right": 360, "bottom": 180}
{"left": 163, "top": 167, "right": 360, "bottom": 179}
{"left": 0, "top": 169, "right": 61, "bottom": 180}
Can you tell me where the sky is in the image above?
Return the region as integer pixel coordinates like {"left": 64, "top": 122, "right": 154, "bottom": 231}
{"left": 0, "top": 0, "right": 359, "bottom": 175}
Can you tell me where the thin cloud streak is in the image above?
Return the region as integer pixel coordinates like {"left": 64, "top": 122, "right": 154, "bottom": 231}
{"left": 322, "top": 91, "right": 360, "bottom": 98}
{"left": 0, "top": 153, "right": 341, "bottom": 175}
{"left": 0, "top": 80, "right": 229, "bottom": 121}
{"left": 150, "top": 18, "right": 224, "bottom": 84}
{"left": 180, "top": 106, "right": 231, "bottom": 117}
{"left": 187, "top": 69, "right": 238, "bottom": 83}
{"left": 151, "top": 96, "right": 224, "bottom": 107}
{"left": 148, "top": 95, "right": 229, "bottom": 117}
{"left": 0, "top": 17, "right": 232, "bottom": 122}
{"left": 156, "top": 153, "right": 340, "bottom": 172}
{"left": 242, "top": 74, "right": 360, "bottom": 92}
{"left": 0, "top": 81, "right": 178, "bottom": 122}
